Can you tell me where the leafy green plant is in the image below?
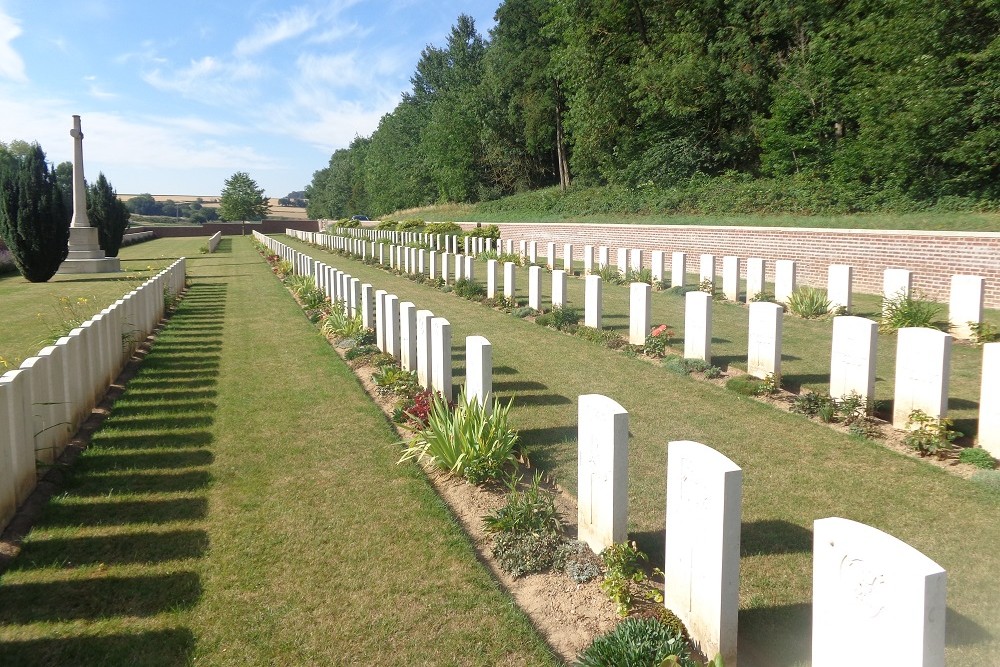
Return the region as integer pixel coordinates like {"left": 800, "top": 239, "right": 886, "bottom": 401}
{"left": 757, "top": 373, "right": 781, "bottom": 396}
{"left": 959, "top": 447, "right": 996, "bottom": 470}
{"left": 454, "top": 278, "right": 486, "bottom": 300}
{"left": 554, "top": 540, "right": 602, "bottom": 583}
{"left": 786, "top": 286, "right": 831, "bottom": 319}
{"left": 904, "top": 410, "right": 961, "bottom": 458}
{"left": 512, "top": 306, "right": 534, "bottom": 318}
{"left": 749, "top": 291, "right": 775, "bottom": 303}
{"left": 879, "top": 292, "right": 943, "bottom": 333}
{"left": 491, "top": 532, "right": 563, "bottom": 578}
{"left": 968, "top": 321, "right": 1000, "bottom": 346}
{"left": 344, "top": 344, "right": 378, "bottom": 361}
{"left": 596, "top": 264, "right": 626, "bottom": 285}
{"left": 791, "top": 391, "right": 835, "bottom": 417}
{"left": 399, "top": 389, "right": 520, "bottom": 484}
{"left": 661, "top": 654, "right": 725, "bottom": 667}
{"left": 484, "top": 470, "right": 562, "bottom": 536}
{"left": 600, "top": 541, "right": 661, "bottom": 617}
{"left": 725, "top": 375, "right": 765, "bottom": 396}
{"left": 644, "top": 324, "right": 672, "bottom": 358}
{"left": 372, "top": 364, "right": 419, "bottom": 397}
{"left": 625, "top": 267, "right": 653, "bottom": 285}
{"left": 703, "top": 365, "right": 723, "bottom": 379}
{"left": 536, "top": 306, "right": 580, "bottom": 331}
{"left": 698, "top": 278, "right": 716, "bottom": 297}
{"left": 576, "top": 617, "right": 690, "bottom": 667}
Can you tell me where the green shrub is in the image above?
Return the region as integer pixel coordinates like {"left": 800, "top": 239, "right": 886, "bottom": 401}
{"left": 484, "top": 470, "right": 563, "bottom": 536}
{"left": 399, "top": 389, "right": 520, "bottom": 484}
{"left": 554, "top": 540, "right": 602, "bottom": 583}
{"left": 491, "top": 532, "right": 563, "bottom": 578}
{"left": 879, "top": 292, "right": 943, "bottom": 333}
{"left": 703, "top": 365, "right": 723, "bottom": 379}
{"left": 372, "top": 365, "right": 419, "bottom": 397}
{"left": 663, "top": 355, "right": 691, "bottom": 375}
{"left": 600, "top": 541, "right": 661, "bottom": 617}
{"left": 791, "top": 391, "right": 835, "bottom": 417}
{"left": 424, "top": 221, "right": 463, "bottom": 235}
{"left": 466, "top": 223, "right": 500, "bottom": 240}
{"left": 376, "top": 218, "right": 397, "bottom": 229}
{"left": 644, "top": 325, "right": 672, "bottom": 357}
{"left": 344, "top": 344, "right": 378, "bottom": 361}
{"left": 968, "top": 321, "right": 1000, "bottom": 346}
{"left": 787, "top": 286, "right": 831, "bottom": 319}
{"left": 904, "top": 410, "right": 961, "bottom": 458}
{"left": 576, "top": 617, "right": 691, "bottom": 667}
{"left": 512, "top": 306, "right": 534, "bottom": 318}
{"left": 749, "top": 291, "right": 775, "bottom": 303}
{"left": 596, "top": 264, "right": 625, "bottom": 285}
{"left": 959, "top": 448, "right": 996, "bottom": 470}
{"left": 454, "top": 278, "right": 486, "bottom": 300}
{"left": 726, "top": 375, "right": 765, "bottom": 396}
{"left": 396, "top": 218, "right": 425, "bottom": 231}
{"left": 625, "top": 267, "right": 653, "bottom": 285}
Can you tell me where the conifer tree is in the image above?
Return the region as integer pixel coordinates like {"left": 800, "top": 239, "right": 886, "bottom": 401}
{"left": 88, "top": 172, "right": 130, "bottom": 257}
{"left": 0, "top": 143, "right": 70, "bottom": 282}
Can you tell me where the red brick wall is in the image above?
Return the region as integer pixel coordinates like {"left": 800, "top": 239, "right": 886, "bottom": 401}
{"left": 459, "top": 222, "right": 1000, "bottom": 308}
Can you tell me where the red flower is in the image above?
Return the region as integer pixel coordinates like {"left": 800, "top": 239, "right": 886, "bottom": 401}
{"left": 651, "top": 324, "right": 668, "bottom": 337}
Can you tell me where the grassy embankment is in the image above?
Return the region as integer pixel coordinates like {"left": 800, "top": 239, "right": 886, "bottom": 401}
{"left": 0, "top": 237, "right": 556, "bottom": 665}
{"left": 283, "top": 233, "right": 1000, "bottom": 666}
{"left": 388, "top": 185, "right": 1000, "bottom": 232}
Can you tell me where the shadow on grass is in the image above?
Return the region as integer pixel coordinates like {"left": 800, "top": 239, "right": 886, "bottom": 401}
{"left": 91, "top": 431, "right": 214, "bottom": 450}
{"left": 82, "top": 448, "right": 214, "bottom": 472}
{"left": 495, "top": 380, "right": 549, "bottom": 392}
{"left": 947, "top": 606, "right": 993, "bottom": 646}
{"left": 40, "top": 497, "right": 208, "bottom": 527}
{"left": 68, "top": 470, "right": 212, "bottom": 496}
{"left": 739, "top": 602, "right": 811, "bottom": 667}
{"left": 0, "top": 627, "right": 195, "bottom": 666}
{"left": 0, "top": 572, "right": 201, "bottom": 623}
{"left": 10, "top": 530, "right": 209, "bottom": 570}
{"left": 512, "top": 393, "right": 572, "bottom": 408}
{"left": 782, "top": 373, "right": 831, "bottom": 393}
{"left": 741, "top": 520, "right": 813, "bottom": 556}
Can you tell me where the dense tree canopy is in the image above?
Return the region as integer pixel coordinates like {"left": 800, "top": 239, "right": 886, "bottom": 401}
{"left": 219, "top": 172, "right": 270, "bottom": 222}
{"left": 0, "top": 143, "right": 70, "bottom": 282}
{"left": 88, "top": 173, "right": 130, "bottom": 257}
{"left": 307, "top": 1, "right": 999, "bottom": 218}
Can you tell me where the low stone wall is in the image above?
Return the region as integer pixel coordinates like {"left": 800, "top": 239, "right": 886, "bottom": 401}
{"left": 207, "top": 231, "right": 223, "bottom": 253}
{"left": 121, "top": 231, "right": 155, "bottom": 246}
{"left": 455, "top": 222, "right": 1000, "bottom": 308}
{"left": 131, "top": 220, "right": 321, "bottom": 238}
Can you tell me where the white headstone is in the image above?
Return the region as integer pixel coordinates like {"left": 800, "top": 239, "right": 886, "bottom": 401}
{"left": 487, "top": 259, "right": 499, "bottom": 298}
{"left": 0, "top": 370, "right": 36, "bottom": 505}
{"left": 684, "top": 291, "right": 712, "bottom": 362}
{"left": 375, "top": 289, "right": 387, "bottom": 351}
{"left": 441, "top": 252, "right": 450, "bottom": 283}
{"left": 361, "top": 284, "right": 375, "bottom": 330}
{"left": 563, "top": 243, "right": 573, "bottom": 273}
{"left": 812, "top": 517, "right": 946, "bottom": 667}
{"left": 454, "top": 253, "right": 464, "bottom": 283}
{"left": 746, "top": 257, "right": 765, "bottom": 302}
{"left": 585, "top": 275, "right": 603, "bottom": 328}
{"left": 577, "top": 394, "right": 629, "bottom": 554}
{"left": 883, "top": 268, "right": 913, "bottom": 301}
{"left": 948, "top": 274, "right": 984, "bottom": 341}
{"left": 629, "top": 248, "right": 642, "bottom": 272}
{"left": 830, "top": 316, "right": 878, "bottom": 403}
{"left": 431, "top": 317, "right": 452, "bottom": 400}
{"left": 399, "top": 302, "right": 417, "bottom": 372}
{"left": 747, "top": 302, "right": 783, "bottom": 379}
{"left": 583, "top": 245, "right": 595, "bottom": 275}
{"left": 416, "top": 310, "right": 434, "bottom": 389}
{"left": 699, "top": 254, "right": 715, "bottom": 288}
{"left": 503, "top": 261, "right": 516, "bottom": 299}
{"left": 828, "top": 264, "right": 853, "bottom": 313}
{"left": 979, "top": 343, "right": 1000, "bottom": 458}
{"left": 629, "top": 282, "right": 651, "bottom": 346}
{"left": 774, "top": 260, "right": 797, "bottom": 304}
{"left": 552, "top": 270, "right": 567, "bottom": 308}
{"left": 672, "top": 252, "right": 687, "bottom": 288}
{"left": 465, "top": 336, "right": 493, "bottom": 414}
{"left": 463, "top": 255, "right": 474, "bottom": 283}
{"left": 664, "top": 440, "right": 742, "bottom": 666}
{"left": 528, "top": 241, "right": 537, "bottom": 265}
{"left": 617, "top": 248, "right": 628, "bottom": 276}
{"left": 546, "top": 242, "right": 555, "bottom": 269}
{"left": 429, "top": 250, "right": 438, "bottom": 279}
{"left": 892, "top": 328, "right": 952, "bottom": 428}
{"left": 598, "top": 246, "right": 609, "bottom": 269}
{"left": 651, "top": 251, "right": 665, "bottom": 284}
{"left": 528, "top": 265, "right": 542, "bottom": 311}
{"left": 722, "top": 256, "right": 740, "bottom": 302}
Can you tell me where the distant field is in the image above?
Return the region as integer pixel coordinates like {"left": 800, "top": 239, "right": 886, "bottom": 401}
{"left": 118, "top": 194, "right": 310, "bottom": 221}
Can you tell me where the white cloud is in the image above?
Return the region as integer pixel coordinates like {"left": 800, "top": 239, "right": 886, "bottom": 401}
{"left": 0, "top": 9, "right": 27, "bottom": 82}
{"left": 234, "top": 5, "right": 319, "bottom": 58}
{"left": 143, "top": 56, "right": 267, "bottom": 102}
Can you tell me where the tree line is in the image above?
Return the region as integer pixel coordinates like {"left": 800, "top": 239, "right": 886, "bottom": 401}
{"left": 0, "top": 141, "right": 130, "bottom": 282}
{"left": 306, "top": 0, "right": 998, "bottom": 219}
{"left": 125, "top": 193, "right": 221, "bottom": 223}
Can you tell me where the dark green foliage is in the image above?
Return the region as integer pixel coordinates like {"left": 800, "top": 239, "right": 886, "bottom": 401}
{"left": 535, "top": 306, "right": 579, "bottom": 330}
{"left": 483, "top": 470, "right": 562, "bottom": 536}
{"left": 219, "top": 172, "right": 270, "bottom": 222}
{"left": 454, "top": 278, "right": 486, "bottom": 300}
{"left": 553, "top": 540, "right": 602, "bottom": 583}
{"left": 307, "top": 1, "right": 997, "bottom": 215}
{"left": 344, "top": 344, "right": 379, "bottom": 361}
{"left": 725, "top": 375, "right": 766, "bottom": 396}
{"left": 87, "top": 173, "right": 130, "bottom": 257}
{"left": 576, "top": 617, "right": 691, "bottom": 667}
{"left": 958, "top": 448, "right": 996, "bottom": 470}
{"left": 0, "top": 143, "right": 70, "bottom": 282}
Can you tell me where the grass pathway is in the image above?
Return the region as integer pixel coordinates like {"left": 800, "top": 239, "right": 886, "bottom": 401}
{"left": 282, "top": 235, "right": 1000, "bottom": 666}
{"left": 0, "top": 238, "right": 556, "bottom": 666}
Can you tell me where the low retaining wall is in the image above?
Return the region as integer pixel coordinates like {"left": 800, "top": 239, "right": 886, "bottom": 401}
{"left": 131, "top": 220, "right": 321, "bottom": 238}
{"left": 455, "top": 222, "right": 1000, "bottom": 308}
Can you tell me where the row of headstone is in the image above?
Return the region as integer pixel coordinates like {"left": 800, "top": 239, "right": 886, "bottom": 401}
{"left": 310, "top": 229, "right": 999, "bottom": 457}
{"left": 207, "top": 231, "right": 223, "bottom": 253}
{"left": 261, "top": 232, "right": 494, "bottom": 409}
{"left": 321, "top": 225, "right": 500, "bottom": 258}
{"left": 0, "top": 257, "right": 187, "bottom": 534}
{"left": 578, "top": 394, "right": 947, "bottom": 666}
{"left": 120, "top": 231, "right": 155, "bottom": 247}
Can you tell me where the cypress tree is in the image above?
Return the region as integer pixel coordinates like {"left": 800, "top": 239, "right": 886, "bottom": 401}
{"left": 0, "top": 143, "right": 70, "bottom": 282}
{"left": 88, "top": 172, "right": 130, "bottom": 257}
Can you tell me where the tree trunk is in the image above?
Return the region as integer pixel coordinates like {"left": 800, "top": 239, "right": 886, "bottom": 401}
{"left": 554, "top": 83, "right": 571, "bottom": 192}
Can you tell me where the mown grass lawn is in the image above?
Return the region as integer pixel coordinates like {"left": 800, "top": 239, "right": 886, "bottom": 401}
{"left": 0, "top": 237, "right": 557, "bottom": 666}
{"left": 283, "top": 234, "right": 1000, "bottom": 666}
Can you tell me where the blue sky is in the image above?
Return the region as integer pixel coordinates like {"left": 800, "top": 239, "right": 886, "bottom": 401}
{"left": 0, "top": 0, "right": 499, "bottom": 198}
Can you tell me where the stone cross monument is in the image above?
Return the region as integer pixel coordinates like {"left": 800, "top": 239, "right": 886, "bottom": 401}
{"left": 57, "top": 115, "right": 120, "bottom": 274}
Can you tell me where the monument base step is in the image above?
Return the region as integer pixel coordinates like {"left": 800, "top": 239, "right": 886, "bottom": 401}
{"left": 57, "top": 257, "right": 121, "bottom": 274}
